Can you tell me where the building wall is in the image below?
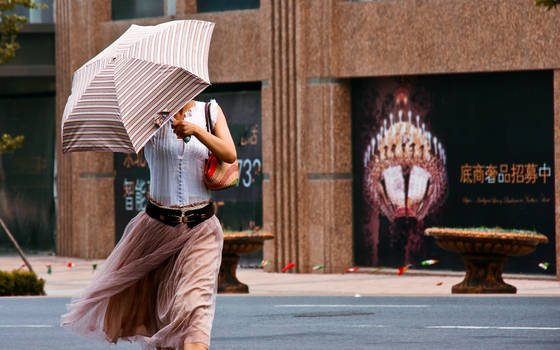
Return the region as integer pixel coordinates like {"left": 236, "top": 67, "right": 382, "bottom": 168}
{"left": 55, "top": 0, "right": 560, "bottom": 277}
{"left": 334, "top": 0, "right": 560, "bottom": 77}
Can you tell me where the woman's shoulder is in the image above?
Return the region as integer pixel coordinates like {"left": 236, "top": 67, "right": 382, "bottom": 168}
{"left": 193, "top": 99, "right": 219, "bottom": 108}
{"left": 194, "top": 99, "right": 220, "bottom": 122}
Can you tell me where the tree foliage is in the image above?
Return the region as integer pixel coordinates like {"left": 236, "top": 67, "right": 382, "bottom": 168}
{"left": 0, "top": 0, "right": 46, "bottom": 65}
{"left": 0, "top": 133, "right": 24, "bottom": 154}
{"left": 536, "top": 0, "right": 560, "bottom": 10}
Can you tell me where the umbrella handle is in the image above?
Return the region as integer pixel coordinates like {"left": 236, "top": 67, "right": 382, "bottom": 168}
{"left": 183, "top": 135, "right": 191, "bottom": 143}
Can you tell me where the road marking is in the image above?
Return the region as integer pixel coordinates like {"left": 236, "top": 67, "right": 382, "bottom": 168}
{"left": 275, "top": 304, "right": 429, "bottom": 308}
{"left": 427, "top": 326, "right": 560, "bottom": 331}
{"left": 0, "top": 325, "right": 54, "bottom": 328}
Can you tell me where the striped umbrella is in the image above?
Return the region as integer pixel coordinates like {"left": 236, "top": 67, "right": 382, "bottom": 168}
{"left": 61, "top": 20, "right": 214, "bottom": 153}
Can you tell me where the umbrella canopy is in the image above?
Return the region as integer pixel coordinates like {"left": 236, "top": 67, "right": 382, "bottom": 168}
{"left": 61, "top": 20, "right": 214, "bottom": 153}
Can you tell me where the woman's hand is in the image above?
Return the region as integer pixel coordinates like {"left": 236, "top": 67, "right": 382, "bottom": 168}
{"left": 171, "top": 120, "right": 202, "bottom": 140}
{"left": 194, "top": 105, "right": 237, "bottom": 163}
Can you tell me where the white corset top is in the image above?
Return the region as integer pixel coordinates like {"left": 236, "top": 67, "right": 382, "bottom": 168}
{"left": 144, "top": 99, "right": 218, "bottom": 206}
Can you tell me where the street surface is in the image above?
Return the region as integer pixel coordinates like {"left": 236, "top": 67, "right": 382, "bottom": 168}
{"left": 0, "top": 296, "right": 558, "bottom": 349}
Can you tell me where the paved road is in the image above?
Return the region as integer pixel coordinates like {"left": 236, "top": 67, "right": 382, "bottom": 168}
{"left": 0, "top": 296, "right": 559, "bottom": 349}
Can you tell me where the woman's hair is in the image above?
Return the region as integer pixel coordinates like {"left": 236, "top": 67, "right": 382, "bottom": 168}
{"left": 174, "top": 100, "right": 196, "bottom": 120}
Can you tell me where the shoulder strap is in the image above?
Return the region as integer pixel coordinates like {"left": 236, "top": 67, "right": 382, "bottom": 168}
{"left": 204, "top": 102, "right": 213, "bottom": 134}
{"left": 204, "top": 102, "right": 213, "bottom": 157}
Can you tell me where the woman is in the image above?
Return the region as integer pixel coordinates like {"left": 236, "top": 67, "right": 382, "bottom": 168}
{"left": 61, "top": 99, "right": 236, "bottom": 350}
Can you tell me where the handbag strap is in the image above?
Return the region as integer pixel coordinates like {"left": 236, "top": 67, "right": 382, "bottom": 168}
{"left": 204, "top": 102, "right": 213, "bottom": 134}
{"left": 204, "top": 102, "right": 213, "bottom": 156}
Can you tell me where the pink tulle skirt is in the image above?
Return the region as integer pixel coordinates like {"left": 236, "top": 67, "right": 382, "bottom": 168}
{"left": 60, "top": 211, "right": 224, "bottom": 349}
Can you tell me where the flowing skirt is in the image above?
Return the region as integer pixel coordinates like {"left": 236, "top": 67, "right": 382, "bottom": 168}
{"left": 60, "top": 211, "right": 224, "bottom": 349}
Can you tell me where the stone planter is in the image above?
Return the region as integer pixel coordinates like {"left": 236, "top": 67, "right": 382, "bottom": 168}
{"left": 425, "top": 227, "right": 548, "bottom": 294}
{"left": 218, "top": 231, "right": 274, "bottom": 293}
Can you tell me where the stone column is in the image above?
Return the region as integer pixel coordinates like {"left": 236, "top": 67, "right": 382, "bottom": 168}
{"left": 300, "top": 79, "right": 353, "bottom": 273}
{"left": 175, "top": 0, "right": 197, "bottom": 15}
{"left": 262, "top": 0, "right": 302, "bottom": 272}
{"left": 263, "top": 0, "right": 353, "bottom": 273}
{"left": 55, "top": 0, "right": 115, "bottom": 258}
{"left": 300, "top": 0, "right": 353, "bottom": 273}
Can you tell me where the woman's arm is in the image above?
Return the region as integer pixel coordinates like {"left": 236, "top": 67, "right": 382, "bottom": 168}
{"left": 171, "top": 105, "right": 237, "bottom": 163}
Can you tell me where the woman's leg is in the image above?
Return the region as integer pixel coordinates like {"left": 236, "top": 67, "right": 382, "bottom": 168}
{"left": 155, "top": 342, "right": 207, "bottom": 350}
{"left": 184, "top": 342, "right": 208, "bottom": 350}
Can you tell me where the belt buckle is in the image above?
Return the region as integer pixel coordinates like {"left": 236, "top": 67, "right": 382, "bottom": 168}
{"left": 167, "top": 214, "right": 182, "bottom": 224}
{"left": 180, "top": 209, "right": 195, "bottom": 224}
{"left": 179, "top": 205, "right": 210, "bottom": 224}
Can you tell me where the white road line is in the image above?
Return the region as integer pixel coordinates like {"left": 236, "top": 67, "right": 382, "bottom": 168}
{"left": 0, "top": 325, "right": 54, "bottom": 328}
{"left": 275, "top": 304, "right": 429, "bottom": 308}
{"left": 427, "top": 326, "right": 560, "bottom": 331}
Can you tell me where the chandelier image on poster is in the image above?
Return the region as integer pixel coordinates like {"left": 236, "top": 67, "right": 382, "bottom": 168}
{"left": 362, "top": 87, "right": 447, "bottom": 264}
{"left": 364, "top": 88, "right": 447, "bottom": 222}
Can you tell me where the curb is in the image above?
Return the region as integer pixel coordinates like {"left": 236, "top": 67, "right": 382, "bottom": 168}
{"left": 354, "top": 267, "right": 558, "bottom": 281}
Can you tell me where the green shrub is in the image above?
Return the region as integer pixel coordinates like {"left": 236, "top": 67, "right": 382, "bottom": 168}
{"left": 0, "top": 270, "right": 15, "bottom": 296}
{"left": 0, "top": 270, "right": 45, "bottom": 296}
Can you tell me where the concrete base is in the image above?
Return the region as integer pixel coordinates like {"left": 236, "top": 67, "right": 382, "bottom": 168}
{"left": 218, "top": 254, "right": 249, "bottom": 294}
{"left": 452, "top": 254, "right": 516, "bottom": 294}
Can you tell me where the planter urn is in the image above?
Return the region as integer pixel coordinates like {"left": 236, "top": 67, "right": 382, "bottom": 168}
{"left": 218, "top": 231, "right": 274, "bottom": 293}
{"left": 425, "top": 227, "right": 548, "bottom": 294}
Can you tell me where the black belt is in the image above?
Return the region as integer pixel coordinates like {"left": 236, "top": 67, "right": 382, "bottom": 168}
{"left": 146, "top": 200, "right": 215, "bottom": 228}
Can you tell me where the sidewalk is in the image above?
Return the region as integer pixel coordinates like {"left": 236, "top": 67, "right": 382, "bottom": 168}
{"left": 0, "top": 255, "right": 558, "bottom": 297}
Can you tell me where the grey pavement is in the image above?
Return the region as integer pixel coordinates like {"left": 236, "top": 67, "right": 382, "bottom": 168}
{"left": 212, "top": 296, "right": 560, "bottom": 350}
{"left": 0, "top": 254, "right": 558, "bottom": 297}
{"left": 1, "top": 296, "right": 559, "bottom": 349}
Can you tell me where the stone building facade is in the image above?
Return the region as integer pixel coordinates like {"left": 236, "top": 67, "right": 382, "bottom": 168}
{"left": 55, "top": 0, "right": 560, "bottom": 278}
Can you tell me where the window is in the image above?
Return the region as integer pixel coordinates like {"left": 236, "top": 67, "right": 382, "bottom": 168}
{"left": 196, "top": 0, "right": 259, "bottom": 13}
{"left": 112, "top": 0, "right": 164, "bottom": 20}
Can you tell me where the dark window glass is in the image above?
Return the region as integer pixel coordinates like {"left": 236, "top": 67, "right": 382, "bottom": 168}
{"left": 112, "top": 0, "right": 164, "bottom": 20}
{"left": 0, "top": 77, "right": 56, "bottom": 252}
{"left": 196, "top": 0, "right": 259, "bottom": 13}
{"left": 5, "top": 31, "right": 55, "bottom": 66}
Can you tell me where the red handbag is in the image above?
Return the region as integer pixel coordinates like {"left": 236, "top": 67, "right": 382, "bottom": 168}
{"left": 203, "top": 102, "right": 239, "bottom": 190}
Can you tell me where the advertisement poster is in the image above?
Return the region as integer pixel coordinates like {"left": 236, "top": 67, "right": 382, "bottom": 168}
{"left": 352, "top": 71, "right": 555, "bottom": 274}
{"left": 115, "top": 89, "right": 262, "bottom": 241}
